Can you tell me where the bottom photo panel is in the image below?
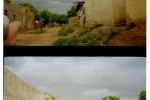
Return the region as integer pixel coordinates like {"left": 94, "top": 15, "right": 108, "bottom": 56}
{"left": 4, "top": 57, "right": 146, "bottom": 100}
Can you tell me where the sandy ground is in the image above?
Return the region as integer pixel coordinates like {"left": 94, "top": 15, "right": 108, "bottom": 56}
{"left": 16, "top": 27, "right": 62, "bottom": 46}
{"left": 16, "top": 26, "right": 146, "bottom": 46}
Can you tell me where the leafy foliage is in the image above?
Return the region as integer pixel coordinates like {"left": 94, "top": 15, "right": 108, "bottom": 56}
{"left": 40, "top": 10, "right": 68, "bottom": 27}
{"left": 102, "top": 96, "right": 120, "bottom": 100}
{"left": 139, "top": 91, "right": 146, "bottom": 100}
{"left": 53, "top": 32, "right": 101, "bottom": 46}
{"left": 67, "top": 6, "right": 77, "bottom": 18}
{"left": 56, "top": 14, "right": 68, "bottom": 26}
{"left": 53, "top": 37, "right": 81, "bottom": 46}
{"left": 49, "top": 12, "right": 58, "bottom": 27}
{"left": 45, "top": 93, "right": 57, "bottom": 100}
{"left": 53, "top": 25, "right": 105, "bottom": 46}
{"left": 40, "top": 9, "right": 51, "bottom": 26}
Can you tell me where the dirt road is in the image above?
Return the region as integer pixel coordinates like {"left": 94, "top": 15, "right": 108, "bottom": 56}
{"left": 16, "top": 27, "right": 62, "bottom": 46}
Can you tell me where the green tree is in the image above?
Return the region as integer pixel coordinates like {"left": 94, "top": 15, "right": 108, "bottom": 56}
{"left": 102, "top": 96, "right": 120, "bottom": 100}
{"left": 139, "top": 91, "right": 146, "bottom": 100}
{"left": 20, "top": 3, "right": 41, "bottom": 20}
{"left": 67, "top": 5, "right": 77, "bottom": 18}
{"left": 56, "top": 14, "right": 68, "bottom": 26}
{"left": 40, "top": 9, "right": 51, "bottom": 26}
{"left": 49, "top": 12, "right": 58, "bottom": 27}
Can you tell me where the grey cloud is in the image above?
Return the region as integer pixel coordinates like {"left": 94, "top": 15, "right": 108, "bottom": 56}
{"left": 11, "top": 0, "right": 76, "bottom": 14}
{"left": 4, "top": 57, "right": 146, "bottom": 100}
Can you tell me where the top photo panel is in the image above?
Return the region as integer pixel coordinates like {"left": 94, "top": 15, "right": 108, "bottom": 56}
{"left": 3, "top": 0, "right": 146, "bottom": 46}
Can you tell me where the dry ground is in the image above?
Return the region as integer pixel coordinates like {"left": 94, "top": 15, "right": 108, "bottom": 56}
{"left": 16, "top": 27, "right": 68, "bottom": 46}
{"left": 109, "top": 27, "right": 146, "bottom": 46}
{"left": 16, "top": 26, "right": 146, "bottom": 46}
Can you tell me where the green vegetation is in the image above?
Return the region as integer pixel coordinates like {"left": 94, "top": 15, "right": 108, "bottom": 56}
{"left": 45, "top": 93, "right": 57, "bottom": 100}
{"left": 54, "top": 31, "right": 101, "bottom": 46}
{"left": 101, "top": 91, "right": 146, "bottom": 100}
{"left": 49, "top": 13, "right": 58, "bottom": 27}
{"left": 40, "top": 9, "right": 68, "bottom": 27}
{"left": 40, "top": 9, "right": 51, "bottom": 27}
{"left": 139, "top": 91, "right": 146, "bottom": 100}
{"left": 58, "top": 27, "right": 75, "bottom": 36}
{"left": 102, "top": 96, "right": 120, "bottom": 100}
{"left": 102, "top": 28, "right": 121, "bottom": 45}
{"left": 20, "top": 3, "right": 68, "bottom": 27}
{"left": 53, "top": 25, "right": 105, "bottom": 46}
{"left": 20, "top": 3, "right": 41, "bottom": 20}
{"left": 67, "top": 5, "right": 77, "bottom": 18}
{"left": 56, "top": 14, "right": 68, "bottom": 26}
{"left": 52, "top": 22, "right": 123, "bottom": 46}
{"left": 53, "top": 37, "right": 81, "bottom": 46}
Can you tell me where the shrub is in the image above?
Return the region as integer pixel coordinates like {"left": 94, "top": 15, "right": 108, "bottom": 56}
{"left": 80, "top": 33, "right": 97, "bottom": 43}
{"left": 53, "top": 37, "right": 81, "bottom": 46}
{"left": 80, "top": 33, "right": 101, "bottom": 46}
{"left": 53, "top": 32, "right": 102, "bottom": 46}
{"left": 58, "top": 27, "right": 75, "bottom": 36}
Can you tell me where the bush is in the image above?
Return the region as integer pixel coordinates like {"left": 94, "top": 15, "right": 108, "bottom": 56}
{"left": 58, "top": 27, "right": 75, "bottom": 36}
{"left": 80, "top": 33, "right": 97, "bottom": 43}
{"left": 53, "top": 32, "right": 101, "bottom": 46}
{"left": 80, "top": 33, "right": 101, "bottom": 46}
{"left": 53, "top": 37, "right": 81, "bottom": 46}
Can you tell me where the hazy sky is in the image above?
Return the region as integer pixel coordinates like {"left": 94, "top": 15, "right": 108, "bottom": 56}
{"left": 10, "top": 0, "right": 84, "bottom": 14}
{"left": 4, "top": 57, "right": 146, "bottom": 100}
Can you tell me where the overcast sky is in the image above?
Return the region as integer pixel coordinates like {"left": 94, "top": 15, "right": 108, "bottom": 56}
{"left": 10, "top": 0, "right": 83, "bottom": 14}
{"left": 4, "top": 57, "right": 146, "bottom": 100}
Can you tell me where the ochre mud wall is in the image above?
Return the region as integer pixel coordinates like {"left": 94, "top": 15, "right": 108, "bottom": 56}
{"left": 85, "top": 0, "right": 126, "bottom": 25}
{"left": 125, "top": 0, "right": 146, "bottom": 27}
{"left": 4, "top": 67, "right": 51, "bottom": 100}
{"left": 4, "top": 0, "right": 34, "bottom": 30}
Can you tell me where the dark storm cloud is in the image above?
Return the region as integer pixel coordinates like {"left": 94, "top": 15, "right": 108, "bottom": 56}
{"left": 4, "top": 57, "right": 146, "bottom": 100}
